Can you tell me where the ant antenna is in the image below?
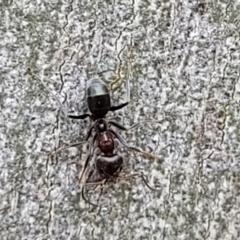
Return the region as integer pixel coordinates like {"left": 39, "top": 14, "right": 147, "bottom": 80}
{"left": 27, "top": 68, "right": 69, "bottom": 117}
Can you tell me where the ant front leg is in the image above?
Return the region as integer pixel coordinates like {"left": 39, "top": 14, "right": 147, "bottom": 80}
{"left": 68, "top": 113, "right": 91, "bottom": 120}
{"left": 109, "top": 102, "right": 129, "bottom": 112}
{"left": 109, "top": 119, "right": 163, "bottom": 132}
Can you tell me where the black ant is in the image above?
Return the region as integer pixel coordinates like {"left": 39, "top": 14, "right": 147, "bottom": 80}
{"left": 66, "top": 78, "right": 160, "bottom": 206}
{"left": 28, "top": 64, "right": 161, "bottom": 207}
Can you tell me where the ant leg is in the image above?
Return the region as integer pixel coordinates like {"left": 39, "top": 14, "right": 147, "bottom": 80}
{"left": 78, "top": 134, "right": 97, "bottom": 183}
{"left": 78, "top": 154, "right": 92, "bottom": 184}
{"left": 68, "top": 114, "right": 90, "bottom": 120}
{"left": 81, "top": 179, "right": 107, "bottom": 206}
{"left": 119, "top": 173, "right": 159, "bottom": 192}
{"left": 50, "top": 122, "right": 95, "bottom": 156}
{"left": 85, "top": 122, "right": 96, "bottom": 141}
{"left": 109, "top": 120, "right": 133, "bottom": 130}
{"left": 109, "top": 119, "right": 163, "bottom": 131}
{"left": 110, "top": 129, "right": 156, "bottom": 159}
{"left": 81, "top": 186, "right": 98, "bottom": 207}
{"left": 83, "top": 179, "right": 107, "bottom": 187}
{"left": 27, "top": 68, "right": 69, "bottom": 116}
{"left": 139, "top": 174, "right": 160, "bottom": 192}
{"left": 109, "top": 102, "right": 129, "bottom": 112}
{"left": 49, "top": 141, "right": 86, "bottom": 157}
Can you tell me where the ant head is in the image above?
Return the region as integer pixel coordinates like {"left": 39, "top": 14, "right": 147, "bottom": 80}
{"left": 87, "top": 79, "right": 111, "bottom": 118}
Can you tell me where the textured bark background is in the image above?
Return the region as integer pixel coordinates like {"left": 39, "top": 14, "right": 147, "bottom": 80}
{"left": 1, "top": 1, "right": 240, "bottom": 239}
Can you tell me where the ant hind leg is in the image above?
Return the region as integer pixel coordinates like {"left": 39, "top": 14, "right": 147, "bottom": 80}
{"left": 81, "top": 186, "right": 98, "bottom": 207}
{"left": 119, "top": 173, "right": 160, "bottom": 192}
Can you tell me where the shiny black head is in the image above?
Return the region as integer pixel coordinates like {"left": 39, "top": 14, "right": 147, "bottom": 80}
{"left": 87, "top": 79, "right": 111, "bottom": 118}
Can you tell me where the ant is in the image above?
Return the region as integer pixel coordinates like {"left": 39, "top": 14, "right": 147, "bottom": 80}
{"left": 65, "top": 78, "right": 159, "bottom": 206}
{"left": 28, "top": 60, "right": 161, "bottom": 206}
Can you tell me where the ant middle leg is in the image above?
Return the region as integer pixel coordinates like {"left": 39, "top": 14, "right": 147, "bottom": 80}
{"left": 49, "top": 141, "right": 86, "bottom": 157}
{"left": 68, "top": 113, "right": 90, "bottom": 119}
{"left": 49, "top": 123, "right": 96, "bottom": 157}
{"left": 110, "top": 129, "right": 156, "bottom": 159}
{"left": 77, "top": 134, "right": 98, "bottom": 184}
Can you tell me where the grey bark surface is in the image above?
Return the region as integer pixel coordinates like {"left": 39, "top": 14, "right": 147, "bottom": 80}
{"left": 1, "top": 1, "right": 240, "bottom": 240}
